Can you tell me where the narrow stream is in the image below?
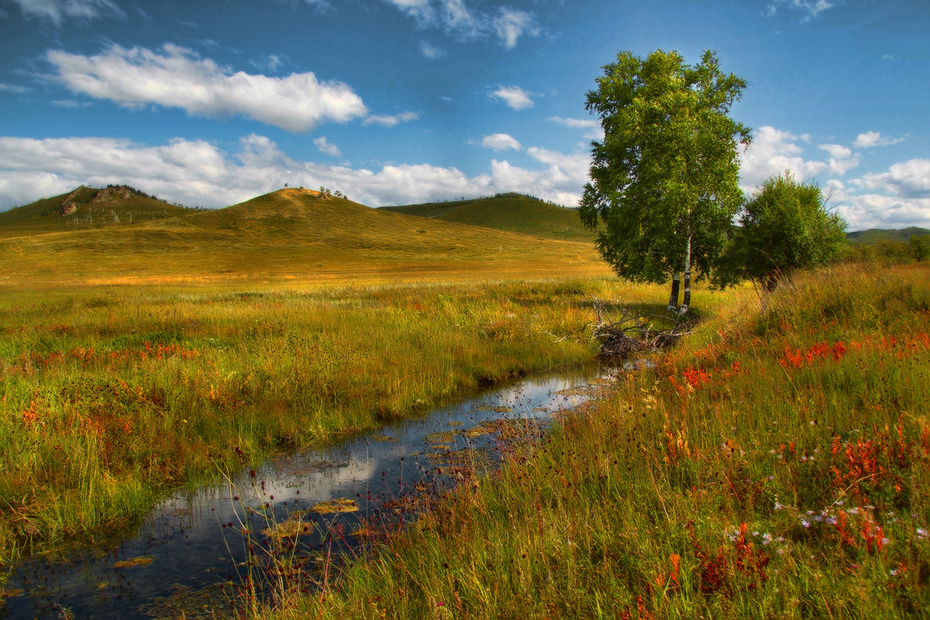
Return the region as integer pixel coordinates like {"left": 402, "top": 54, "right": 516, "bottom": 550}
{"left": 3, "top": 366, "right": 611, "bottom": 619}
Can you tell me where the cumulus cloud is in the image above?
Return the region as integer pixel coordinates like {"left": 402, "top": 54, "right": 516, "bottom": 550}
{"left": 0, "top": 134, "right": 590, "bottom": 210}
{"left": 490, "top": 85, "right": 533, "bottom": 110}
{"left": 739, "top": 126, "right": 827, "bottom": 188}
{"left": 835, "top": 193, "right": 930, "bottom": 231}
{"left": 819, "top": 143, "right": 859, "bottom": 176}
{"left": 383, "top": 0, "right": 538, "bottom": 48}
{"left": 313, "top": 136, "right": 341, "bottom": 158}
{"left": 363, "top": 111, "right": 419, "bottom": 127}
{"left": 46, "top": 43, "right": 368, "bottom": 132}
{"left": 853, "top": 159, "right": 930, "bottom": 200}
{"left": 853, "top": 131, "right": 905, "bottom": 148}
{"left": 738, "top": 126, "right": 928, "bottom": 230}
{"left": 481, "top": 133, "right": 522, "bottom": 151}
{"left": 9, "top": 0, "right": 124, "bottom": 25}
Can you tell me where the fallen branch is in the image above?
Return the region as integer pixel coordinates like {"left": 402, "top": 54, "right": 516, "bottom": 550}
{"left": 589, "top": 298, "right": 691, "bottom": 361}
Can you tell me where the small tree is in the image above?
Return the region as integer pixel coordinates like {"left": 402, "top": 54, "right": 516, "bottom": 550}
{"left": 716, "top": 173, "right": 847, "bottom": 291}
{"left": 580, "top": 49, "right": 750, "bottom": 314}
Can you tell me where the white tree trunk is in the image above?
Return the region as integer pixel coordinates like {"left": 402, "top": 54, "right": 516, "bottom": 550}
{"left": 680, "top": 235, "right": 692, "bottom": 315}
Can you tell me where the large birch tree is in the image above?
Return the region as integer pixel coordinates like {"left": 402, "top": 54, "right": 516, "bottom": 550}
{"left": 579, "top": 49, "right": 750, "bottom": 314}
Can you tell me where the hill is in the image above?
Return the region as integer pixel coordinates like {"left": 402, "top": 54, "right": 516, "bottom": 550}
{"left": 0, "top": 187, "right": 609, "bottom": 285}
{"left": 382, "top": 193, "right": 594, "bottom": 242}
{"left": 846, "top": 227, "right": 930, "bottom": 244}
{"left": 0, "top": 185, "right": 195, "bottom": 237}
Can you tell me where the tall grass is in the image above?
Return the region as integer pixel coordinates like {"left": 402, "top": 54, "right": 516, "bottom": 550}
{"left": 274, "top": 263, "right": 930, "bottom": 618}
{"left": 0, "top": 276, "right": 653, "bottom": 560}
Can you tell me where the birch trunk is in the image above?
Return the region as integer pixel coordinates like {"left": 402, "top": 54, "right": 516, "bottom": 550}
{"left": 667, "top": 273, "right": 681, "bottom": 311}
{"left": 680, "top": 235, "right": 692, "bottom": 315}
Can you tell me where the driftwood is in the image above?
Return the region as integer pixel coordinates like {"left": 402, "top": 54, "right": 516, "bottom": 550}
{"left": 590, "top": 298, "right": 690, "bottom": 361}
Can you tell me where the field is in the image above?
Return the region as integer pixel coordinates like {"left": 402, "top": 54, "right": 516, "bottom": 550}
{"left": 2, "top": 187, "right": 928, "bottom": 617}
{"left": 0, "top": 187, "right": 614, "bottom": 561}
{"left": 269, "top": 262, "right": 930, "bottom": 619}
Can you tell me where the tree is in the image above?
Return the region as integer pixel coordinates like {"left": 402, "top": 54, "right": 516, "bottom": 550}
{"left": 579, "top": 49, "right": 750, "bottom": 314}
{"left": 715, "top": 173, "right": 847, "bottom": 291}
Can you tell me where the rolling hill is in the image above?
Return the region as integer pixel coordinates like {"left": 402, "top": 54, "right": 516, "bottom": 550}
{"left": 0, "top": 187, "right": 608, "bottom": 286}
{"left": 0, "top": 185, "right": 195, "bottom": 237}
{"left": 846, "top": 227, "right": 930, "bottom": 244}
{"left": 382, "top": 193, "right": 594, "bottom": 242}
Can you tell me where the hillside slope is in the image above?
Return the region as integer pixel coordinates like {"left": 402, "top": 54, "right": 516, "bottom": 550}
{"left": 383, "top": 193, "right": 594, "bottom": 242}
{"left": 846, "top": 226, "right": 930, "bottom": 244}
{"left": 0, "top": 186, "right": 194, "bottom": 237}
{"left": 0, "top": 188, "right": 608, "bottom": 285}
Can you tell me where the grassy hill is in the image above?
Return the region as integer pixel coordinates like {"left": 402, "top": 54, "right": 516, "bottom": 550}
{"left": 382, "top": 193, "right": 595, "bottom": 242}
{"left": 0, "top": 187, "right": 609, "bottom": 286}
{"left": 846, "top": 226, "right": 930, "bottom": 244}
{"left": 0, "top": 185, "right": 194, "bottom": 237}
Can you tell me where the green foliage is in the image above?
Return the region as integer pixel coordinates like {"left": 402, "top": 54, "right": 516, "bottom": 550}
{"left": 716, "top": 173, "right": 847, "bottom": 290}
{"left": 579, "top": 49, "right": 750, "bottom": 285}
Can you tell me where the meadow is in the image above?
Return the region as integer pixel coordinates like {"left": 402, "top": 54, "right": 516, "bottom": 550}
{"left": 268, "top": 262, "right": 930, "bottom": 619}
{"left": 0, "top": 273, "right": 632, "bottom": 561}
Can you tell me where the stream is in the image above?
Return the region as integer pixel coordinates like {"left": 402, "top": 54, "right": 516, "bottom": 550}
{"left": 3, "top": 366, "right": 611, "bottom": 619}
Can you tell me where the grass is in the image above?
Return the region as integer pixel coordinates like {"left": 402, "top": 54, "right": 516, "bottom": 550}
{"left": 0, "top": 273, "right": 654, "bottom": 561}
{"left": 0, "top": 189, "right": 608, "bottom": 286}
{"left": 267, "top": 262, "right": 930, "bottom": 619}
{"left": 382, "top": 194, "right": 595, "bottom": 242}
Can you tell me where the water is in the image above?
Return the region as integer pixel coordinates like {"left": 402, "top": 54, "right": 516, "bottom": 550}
{"left": 3, "top": 366, "right": 610, "bottom": 619}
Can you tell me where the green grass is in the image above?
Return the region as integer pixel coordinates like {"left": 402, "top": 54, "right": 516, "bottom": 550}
{"left": 271, "top": 262, "right": 930, "bottom": 619}
{"left": 382, "top": 193, "right": 595, "bottom": 242}
{"left": 1, "top": 188, "right": 608, "bottom": 285}
{"left": 0, "top": 274, "right": 655, "bottom": 560}
{"left": 846, "top": 227, "right": 930, "bottom": 245}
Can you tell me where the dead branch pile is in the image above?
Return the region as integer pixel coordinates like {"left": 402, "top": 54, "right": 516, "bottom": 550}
{"left": 590, "top": 299, "right": 690, "bottom": 361}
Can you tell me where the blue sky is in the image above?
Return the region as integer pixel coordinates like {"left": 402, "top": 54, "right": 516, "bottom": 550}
{"left": 0, "top": 0, "right": 927, "bottom": 230}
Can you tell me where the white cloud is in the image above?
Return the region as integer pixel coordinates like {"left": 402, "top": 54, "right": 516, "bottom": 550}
{"left": 9, "top": 0, "right": 124, "bottom": 25}
{"left": 384, "top": 0, "right": 538, "bottom": 47}
{"left": 313, "top": 136, "right": 341, "bottom": 158}
{"left": 493, "top": 8, "right": 538, "bottom": 49}
{"left": 481, "top": 133, "right": 522, "bottom": 151}
{"left": 853, "top": 159, "right": 930, "bottom": 200}
{"left": 490, "top": 85, "right": 533, "bottom": 110}
{"left": 766, "top": 0, "right": 841, "bottom": 20}
{"left": 0, "top": 83, "right": 30, "bottom": 94}
{"left": 739, "top": 128, "right": 929, "bottom": 230}
{"left": 819, "top": 143, "right": 859, "bottom": 175}
{"left": 547, "top": 116, "right": 604, "bottom": 140}
{"left": 419, "top": 41, "right": 446, "bottom": 59}
{"left": 739, "top": 126, "right": 827, "bottom": 189}
{"left": 0, "top": 134, "right": 590, "bottom": 210}
{"left": 363, "top": 111, "right": 419, "bottom": 127}
{"left": 835, "top": 194, "right": 930, "bottom": 231}
{"left": 853, "top": 131, "right": 905, "bottom": 148}
{"left": 46, "top": 43, "right": 368, "bottom": 132}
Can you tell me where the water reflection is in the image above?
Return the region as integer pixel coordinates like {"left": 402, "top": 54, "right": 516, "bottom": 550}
{"left": 4, "top": 366, "right": 608, "bottom": 619}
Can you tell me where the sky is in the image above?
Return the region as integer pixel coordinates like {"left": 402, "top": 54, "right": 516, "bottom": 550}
{"left": 0, "top": 0, "right": 927, "bottom": 231}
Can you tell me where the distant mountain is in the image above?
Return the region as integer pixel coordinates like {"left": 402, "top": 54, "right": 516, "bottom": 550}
{"left": 847, "top": 227, "right": 930, "bottom": 244}
{"left": 382, "top": 193, "right": 594, "bottom": 242}
{"left": 0, "top": 187, "right": 606, "bottom": 283}
{"left": 0, "top": 185, "right": 194, "bottom": 237}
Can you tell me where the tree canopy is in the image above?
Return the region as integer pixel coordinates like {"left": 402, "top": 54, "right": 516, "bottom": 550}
{"left": 579, "top": 49, "right": 750, "bottom": 313}
{"left": 715, "top": 173, "right": 847, "bottom": 290}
